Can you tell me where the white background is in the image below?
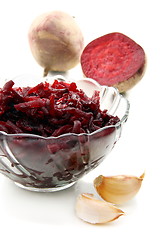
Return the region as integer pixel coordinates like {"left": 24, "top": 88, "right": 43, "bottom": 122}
{"left": 0, "top": 0, "right": 159, "bottom": 239}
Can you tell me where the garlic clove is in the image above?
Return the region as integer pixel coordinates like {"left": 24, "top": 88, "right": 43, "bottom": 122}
{"left": 75, "top": 193, "right": 124, "bottom": 224}
{"left": 94, "top": 173, "right": 145, "bottom": 205}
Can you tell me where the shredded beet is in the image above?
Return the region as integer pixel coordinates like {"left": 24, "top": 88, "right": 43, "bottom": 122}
{"left": 81, "top": 32, "right": 145, "bottom": 86}
{"left": 0, "top": 79, "right": 119, "bottom": 137}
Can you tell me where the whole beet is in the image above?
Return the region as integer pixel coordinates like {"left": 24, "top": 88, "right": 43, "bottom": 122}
{"left": 28, "top": 11, "right": 84, "bottom": 76}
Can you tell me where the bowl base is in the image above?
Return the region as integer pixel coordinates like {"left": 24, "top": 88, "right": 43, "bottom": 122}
{"left": 15, "top": 182, "right": 75, "bottom": 192}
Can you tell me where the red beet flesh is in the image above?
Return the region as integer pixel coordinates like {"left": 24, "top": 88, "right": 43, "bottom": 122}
{"left": 0, "top": 79, "right": 119, "bottom": 137}
{"left": 81, "top": 32, "right": 145, "bottom": 86}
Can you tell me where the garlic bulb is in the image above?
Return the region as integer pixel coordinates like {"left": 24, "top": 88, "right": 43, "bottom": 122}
{"left": 75, "top": 193, "right": 124, "bottom": 224}
{"left": 94, "top": 173, "right": 145, "bottom": 204}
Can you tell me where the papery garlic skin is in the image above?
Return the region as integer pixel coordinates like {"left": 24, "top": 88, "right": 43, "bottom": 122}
{"left": 94, "top": 173, "right": 145, "bottom": 205}
{"left": 75, "top": 193, "right": 124, "bottom": 224}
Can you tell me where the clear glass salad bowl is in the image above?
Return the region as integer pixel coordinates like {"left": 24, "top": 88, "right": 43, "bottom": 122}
{"left": 0, "top": 75, "right": 130, "bottom": 192}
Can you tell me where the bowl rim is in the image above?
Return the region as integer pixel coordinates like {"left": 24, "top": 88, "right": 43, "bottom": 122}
{"left": 0, "top": 75, "right": 130, "bottom": 140}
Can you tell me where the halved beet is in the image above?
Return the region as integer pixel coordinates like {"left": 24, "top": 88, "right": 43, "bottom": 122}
{"left": 81, "top": 32, "right": 146, "bottom": 92}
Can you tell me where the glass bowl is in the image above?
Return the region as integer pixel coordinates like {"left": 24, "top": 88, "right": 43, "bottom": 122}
{"left": 0, "top": 75, "right": 130, "bottom": 192}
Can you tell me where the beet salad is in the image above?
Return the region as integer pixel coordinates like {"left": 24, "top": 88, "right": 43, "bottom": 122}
{"left": 0, "top": 79, "right": 120, "bottom": 137}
